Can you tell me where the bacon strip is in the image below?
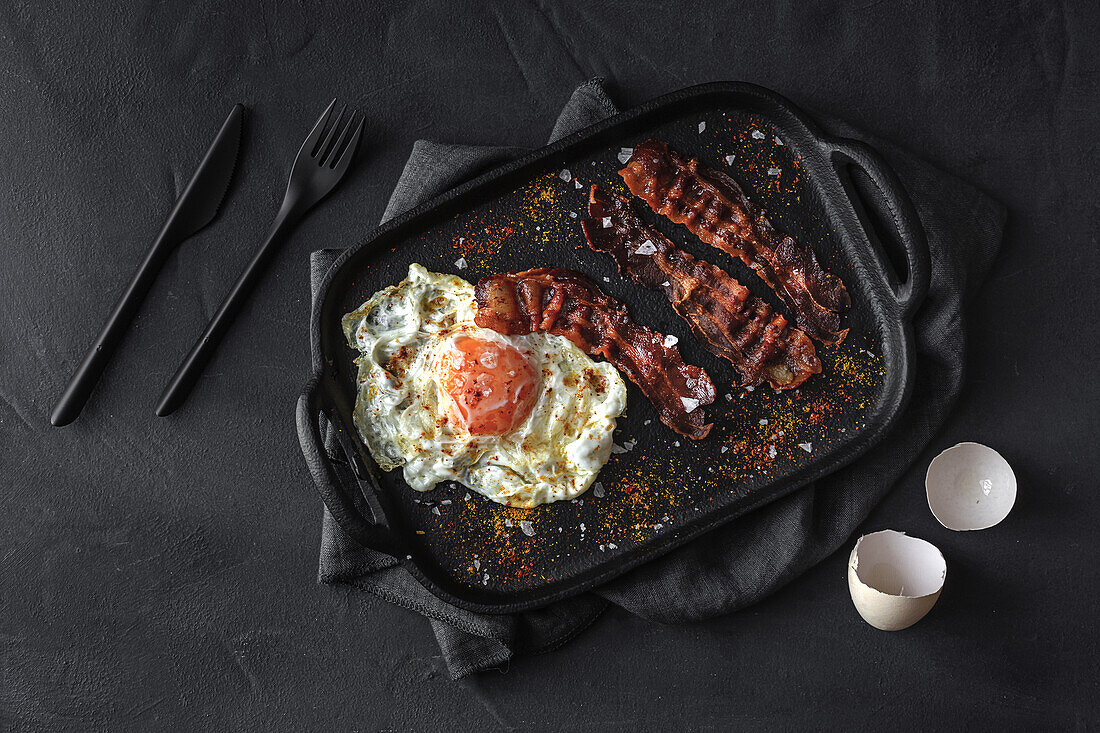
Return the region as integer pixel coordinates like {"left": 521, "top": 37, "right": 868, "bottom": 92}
{"left": 474, "top": 268, "right": 716, "bottom": 439}
{"left": 619, "top": 140, "right": 850, "bottom": 343}
{"left": 583, "top": 186, "right": 821, "bottom": 390}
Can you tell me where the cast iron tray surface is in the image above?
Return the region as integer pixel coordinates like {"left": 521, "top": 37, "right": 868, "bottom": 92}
{"left": 298, "top": 82, "right": 929, "bottom": 613}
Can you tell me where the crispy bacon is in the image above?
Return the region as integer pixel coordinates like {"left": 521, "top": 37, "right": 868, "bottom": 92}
{"left": 582, "top": 186, "right": 821, "bottom": 390}
{"left": 619, "top": 140, "right": 850, "bottom": 343}
{"left": 474, "top": 268, "right": 716, "bottom": 439}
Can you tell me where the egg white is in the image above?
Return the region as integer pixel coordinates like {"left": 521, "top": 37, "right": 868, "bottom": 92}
{"left": 342, "top": 263, "right": 627, "bottom": 508}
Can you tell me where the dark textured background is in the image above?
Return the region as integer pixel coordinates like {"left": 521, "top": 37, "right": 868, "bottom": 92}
{"left": 2, "top": 1, "right": 1098, "bottom": 730}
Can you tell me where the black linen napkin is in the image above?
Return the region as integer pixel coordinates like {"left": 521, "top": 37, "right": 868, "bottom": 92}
{"left": 312, "top": 79, "right": 1006, "bottom": 677}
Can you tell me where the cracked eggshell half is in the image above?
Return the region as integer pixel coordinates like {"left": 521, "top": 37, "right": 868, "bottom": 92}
{"left": 848, "top": 530, "right": 946, "bottom": 631}
{"left": 926, "top": 442, "right": 1016, "bottom": 531}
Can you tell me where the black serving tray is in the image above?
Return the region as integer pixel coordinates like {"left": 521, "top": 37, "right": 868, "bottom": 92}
{"left": 297, "top": 82, "right": 929, "bottom": 613}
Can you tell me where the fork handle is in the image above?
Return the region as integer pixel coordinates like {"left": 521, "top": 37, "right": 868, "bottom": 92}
{"left": 154, "top": 202, "right": 303, "bottom": 417}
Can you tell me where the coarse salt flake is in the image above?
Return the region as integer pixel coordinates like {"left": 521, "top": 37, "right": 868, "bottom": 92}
{"left": 569, "top": 211, "right": 578, "bottom": 218}
{"left": 454, "top": 257, "right": 467, "bottom": 270}
{"left": 593, "top": 482, "right": 605, "bottom": 498}
{"left": 774, "top": 136, "right": 784, "bottom": 145}
{"left": 663, "top": 334, "right": 678, "bottom": 348}
{"left": 617, "top": 147, "right": 634, "bottom": 164}
{"left": 559, "top": 168, "right": 572, "bottom": 182}
{"left": 698, "top": 121, "right": 706, "bottom": 133}
{"left": 768, "top": 167, "right": 781, "bottom": 176}
{"left": 721, "top": 446, "right": 728, "bottom": 453}
{"left": 574, "top": 179, "right": 582, "bottom": 189}
{"left": 602, "top": 216, "right": 612, "bottom": 228}
{"left": 611, "top": 444, "right": 627, "bottom": 454}
{"left": 680, "top": 397, "right": 699, "bottom": 413}
{"left": 799, "top": 442, "right": 813, "bottom": 453}
{"left": 725, "top": 154, "right": 736, "bottom": 165}
{"left": 635, "top": 240, "right": 658, "bottom": 256}
{"left": 751, "top": 129, "right": 765, "bottom": 139}
{"left": 504, "top": 518, "right": 513, "bottom": 527}
{"left": 519, "top": 521, "right": 535, "bottom": 536}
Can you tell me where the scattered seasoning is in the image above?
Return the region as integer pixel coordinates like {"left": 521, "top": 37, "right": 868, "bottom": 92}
{"left": 417, "top": 134, "right": 886, "bottom": 595}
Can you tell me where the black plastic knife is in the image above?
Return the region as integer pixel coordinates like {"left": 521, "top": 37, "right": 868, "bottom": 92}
{"left": 50, "top": 103, "right": 246, "bottom": 427}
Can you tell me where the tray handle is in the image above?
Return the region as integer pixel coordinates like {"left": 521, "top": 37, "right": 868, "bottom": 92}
{"left": 826, "top": 138, "right": 930, "bottom": 319}
{"left": 296, "top": 373, "right": 400, "bottom": 556}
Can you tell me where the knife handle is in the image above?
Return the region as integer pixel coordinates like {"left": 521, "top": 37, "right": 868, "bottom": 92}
{"left": 154, "top": 205, "right": 301, "bottom": 417}
{"left": 50, "top": 226, "right": 178, "bottom": 427}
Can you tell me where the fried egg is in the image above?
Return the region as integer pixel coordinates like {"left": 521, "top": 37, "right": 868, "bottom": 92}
{"left": 342, "top": 263, "right": 627, "bottom": 508}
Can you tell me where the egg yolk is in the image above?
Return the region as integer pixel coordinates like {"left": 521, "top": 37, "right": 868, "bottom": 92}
{"left": 437, "top": 335, "right": 539, "bottom": 437}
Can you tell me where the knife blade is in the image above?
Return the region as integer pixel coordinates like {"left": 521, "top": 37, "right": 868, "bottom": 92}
{"left": 50, "top": 103, "right": 246, "bottom": 427}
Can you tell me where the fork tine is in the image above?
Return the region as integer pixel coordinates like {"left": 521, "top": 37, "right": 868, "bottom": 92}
{"left": 329, "top": 115, "right": 365, "bottom": 173}
{"left": 326, "top": 111, "right": 361, "bottom": 168}
{"left": 299, "top": 98, "right": 337, "bottom": 161}
{"left": 316, "top": 104, "right": 348, "bottom": 164}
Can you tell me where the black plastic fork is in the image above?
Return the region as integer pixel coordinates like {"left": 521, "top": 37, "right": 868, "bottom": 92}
{"left": 155, "top": 99, "right": 364, "bottom": 417}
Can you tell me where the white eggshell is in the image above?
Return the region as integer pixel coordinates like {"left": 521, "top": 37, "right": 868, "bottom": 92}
{"left": 925, "top": 442, "right": 1016, "bottom": 531}
{"left": 847, "top": 530, "right": 946, "bottom": 631}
